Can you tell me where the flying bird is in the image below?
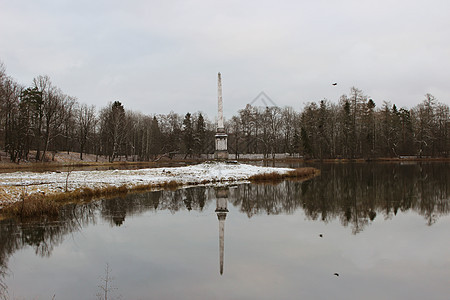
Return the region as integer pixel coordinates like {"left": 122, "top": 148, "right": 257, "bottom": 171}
{"left": 334, "top": 273, "right": 339, "bottom": 277}
{"left": 332, "top": 83, "right": 337, "bottom": 86}
{"left": 319, "top": 234, "right": 323, "bottom": 238}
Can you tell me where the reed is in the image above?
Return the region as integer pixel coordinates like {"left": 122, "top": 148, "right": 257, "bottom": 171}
{"left": 286, "top": 167, "right": 319, "bottom": 178}
{"left": 249, "top": 167, "right": 319, "bottom": 182}
{"left": 3, "top": 192, "right": 60, "bottom": 219}
{"left": 1, "top": 184, "right": 130, "bottom": 218}
{"left": 156, "top": 180, "right": 182, "bottom": 190}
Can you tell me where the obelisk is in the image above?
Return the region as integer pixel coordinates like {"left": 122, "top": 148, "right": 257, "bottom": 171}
{"left": 214, "top": 72, "right": 228, "bottom": 160}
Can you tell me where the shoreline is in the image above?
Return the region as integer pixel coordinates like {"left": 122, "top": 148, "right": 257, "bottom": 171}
{"left": 0, "top": 162, "right": 319, "bottom": 213}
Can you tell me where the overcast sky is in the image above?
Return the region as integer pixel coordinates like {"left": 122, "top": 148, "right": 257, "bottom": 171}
{"left": 1, "top": 0, "right": 449, "bottom": 119}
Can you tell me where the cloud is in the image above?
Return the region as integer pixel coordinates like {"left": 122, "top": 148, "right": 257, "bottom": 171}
{"left": 1, "top": 0, "right": 449, "bottom": 119}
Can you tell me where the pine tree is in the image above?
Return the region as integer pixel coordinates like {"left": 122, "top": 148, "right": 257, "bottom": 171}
{"left": 362, "top": 99, "right": 376, "bottom": 158}
{"left": 301, "top": 127, "right": 312, "bottom": 158}
{"left": 183, "top": 112, "right": 194, "bottom": 158}
{"left": 194, "top": 113, "right": 206, "bottom": 156}
{"left": 390, "top": 104, "right": 401, "bottom": 157}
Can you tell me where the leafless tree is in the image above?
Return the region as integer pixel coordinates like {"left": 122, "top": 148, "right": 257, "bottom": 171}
{"left": 76, "top": 104, "right": 96, "bottom": 160}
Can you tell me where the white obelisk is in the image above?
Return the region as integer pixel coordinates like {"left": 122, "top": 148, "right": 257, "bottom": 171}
{"left": 214, "top": 72, "right": 228, "bottom": 159}
{"left": 218, "top": 73, "right": 224, "bottom": 130}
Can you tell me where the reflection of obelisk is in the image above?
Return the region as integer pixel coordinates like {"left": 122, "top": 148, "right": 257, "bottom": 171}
{"left": 214, "top": 72, "right": 228, "bottom": 160}
{"left": 215, "top": 187, "right": 229, "bottom": 275}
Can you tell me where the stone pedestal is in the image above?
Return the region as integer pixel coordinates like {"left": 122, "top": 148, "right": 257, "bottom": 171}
{"left": 215, "top": 131, "right": 228, "bottom": 160}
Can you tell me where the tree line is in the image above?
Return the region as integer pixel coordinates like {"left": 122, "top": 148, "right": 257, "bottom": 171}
{"left": 1, "top": 62, "right": 448, "bottom": 162}
{"left": 0, "top": 63, "right": 215, "bottom": 162}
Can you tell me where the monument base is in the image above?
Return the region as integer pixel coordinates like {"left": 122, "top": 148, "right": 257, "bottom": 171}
{"left": 215, "top": 131, "right": 228, "bottom": 160}
{"left": 214, "top": 150, "right": 229, "bottom": 160}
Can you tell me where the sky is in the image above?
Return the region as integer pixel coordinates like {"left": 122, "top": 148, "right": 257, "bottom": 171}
{"left": 1, "top": 0, "right": 449, "bottom": 119}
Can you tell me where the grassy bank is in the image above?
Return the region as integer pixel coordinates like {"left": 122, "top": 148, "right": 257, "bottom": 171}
{"left": 1, "top": 181, "right": 182, "bottom": 219}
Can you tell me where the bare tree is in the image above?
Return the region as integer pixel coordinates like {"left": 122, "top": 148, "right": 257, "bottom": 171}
{"left": 41, "top": 87, "right": 66, "bottom": 161}
{"left": 76, "top": 104, "right": 96, "bottom": 160}
{"left": 229, "top": 115, "right": 242, "bottom": 158}
{"left": 414, "top": 94, "right": 437, "bottom": 157}
{"left": 434, "top": 103, "right": 449, "bottom": 157}
{"left": 31, "top": 75, "right": 51, "bottom": 160}
{"left": 280, "top": 106, "right": 298, "bottom": 155}
{"left": 265, "top": 106, "right": 282, "bottom": 159}
{"left": 61, "top": 96, "right": 77, "bottom": 154}
{"left": 1, "top": 77, "right": 22, "bottom": 162}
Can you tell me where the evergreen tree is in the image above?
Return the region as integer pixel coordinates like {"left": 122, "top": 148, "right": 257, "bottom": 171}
{"left": 149, "top": 116, "right": 162, "bottom": 159}
{"left": 301, "top": 127, "right": 312, "bottom": 158}
{"left": 362, "top": 99, "right": 376, "bottom": 158}
{"left": 390, "top": 104, "right": 401, "bottom": 157}
{"left": 100, "top": 101, "right": 127, "bottom": 162}
{"left": 379, "top": 102, "right": 391, "bottom": 157}
{"left": 22, "top": 86, "right": 44, "bottom": 160}
{"left": 194, "top": 113, "right": 206, "bottom": 156}
{"left": 292, "top": 128, "right": 301, "bottom": 156}
{"left": 183, "top": 112, "right": 194, "bottom": 158}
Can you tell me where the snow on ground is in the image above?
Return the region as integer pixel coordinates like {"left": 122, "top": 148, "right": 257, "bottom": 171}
{"left": 0, "top": 162, "right": 293, "bottom": 207}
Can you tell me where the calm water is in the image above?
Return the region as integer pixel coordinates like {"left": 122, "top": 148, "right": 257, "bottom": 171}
{"left": 1, "top": 163, "right": 449, "bottom": 300}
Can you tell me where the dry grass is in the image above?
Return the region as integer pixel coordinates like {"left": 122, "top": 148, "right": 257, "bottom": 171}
{"left": 3, "top": 192, "right": 60, "bottom": 219}
{"left": 156, "top": 180, "right": 183, "bottom": 190}
{"left": 286, "top": 167, "right": 320, "bottom": 177}
{"left": 1, "top": 185, "right": 131, "bottom": 218}
{"left": 249, "top": 167, "right": 319, "bottom": 183}
{"left": 1, "top": 180, "right": 184, "bottom": 218}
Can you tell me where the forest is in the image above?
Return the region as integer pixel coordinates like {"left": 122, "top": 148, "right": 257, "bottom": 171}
{"left": 1, "top": 62, "right": 449, "bottom": 162}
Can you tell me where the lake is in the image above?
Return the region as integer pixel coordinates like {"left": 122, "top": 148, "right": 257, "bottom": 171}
{"left": 1, "top": 162, "right": 449, "bottom": 300}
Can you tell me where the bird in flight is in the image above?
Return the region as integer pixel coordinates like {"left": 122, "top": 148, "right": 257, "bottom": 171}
{"left": 332, "top": 83, "right": 337, "bottom": 86}
{"left": 334, "top": 273, "right": 339, "bottom": 277}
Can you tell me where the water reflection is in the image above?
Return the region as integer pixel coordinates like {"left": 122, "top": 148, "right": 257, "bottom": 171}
{"left": 0, "top": 163, "right": 449, "bottom": 296}
{"left": 215, "top": 187, "right": 229, "bottom": 275}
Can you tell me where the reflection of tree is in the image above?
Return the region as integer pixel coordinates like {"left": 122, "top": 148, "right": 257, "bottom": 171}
{"left": 0, "top": 163, "right": 448, "bottom": 292}
{"left": 98, "top": 188, "right": 210, "bottom": 226}
{"left": 0, "top": 203, "right": 97, "bottom": 297}
{"left": 230, "top": 163, "right": 449, "bottom": 233}
{"left": 0, "top": 220, "right": 16, "bottom": 299}
{"left": 0, "top": 266, "right": 7, "bottom": 300}
{"left": 416, "top": 164, "right": 450, "bottom": 225}
{"left": 299, "top": 163, "right": 450, "bottom": 233}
